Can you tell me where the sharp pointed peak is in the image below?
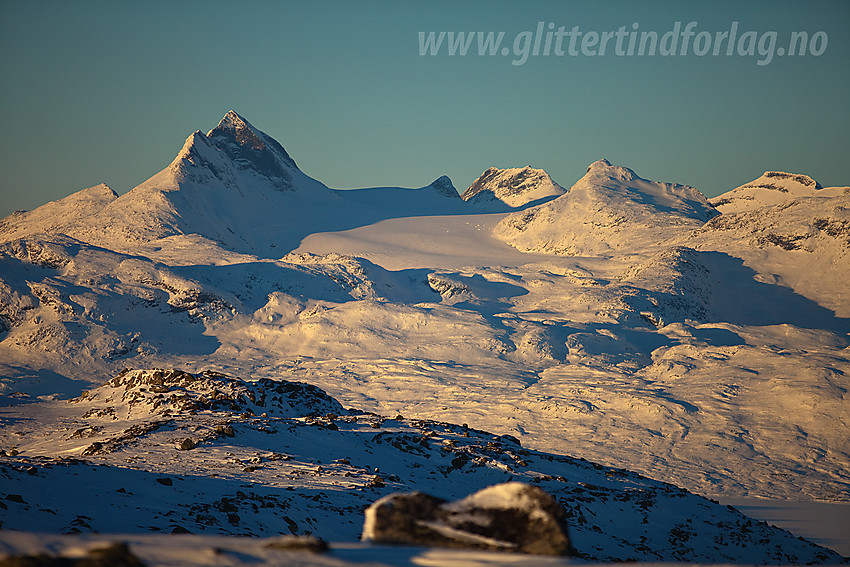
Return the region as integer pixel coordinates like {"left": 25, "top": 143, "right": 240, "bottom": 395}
{"left": 209, "top": 110, "right": 259, "bottom": 137}
{"left": 427, "top": 175, "right": 460, "bottom": 198}
{"left": 216, "top": 110, "right": 252, "bottom": 130}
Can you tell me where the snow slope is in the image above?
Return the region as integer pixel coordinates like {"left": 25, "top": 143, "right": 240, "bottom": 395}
{"left": 699, "top": 174, "right": 850, "bottom": 317}
{"left": 0, "top": 112, "right": 848, "bottom": 560}
{"left": 0, "top": 183, "right": 118, "bottom": 242}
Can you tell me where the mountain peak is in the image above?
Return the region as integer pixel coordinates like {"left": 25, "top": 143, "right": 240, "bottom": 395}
{"left": 203, "top": 111, "right": 299, "bottom": 191}
{"left": 462, "top": 166, "right": 564, "bottom": 207}
{"left": 209, "top": 111, "right": 272, "bottom": 153}
{"left": 711, "top": 170, "right": 828, "bottom": 214}
{"left": 587, "top": 158, "right": 613, "bottom": 171}
{"left": 494, "top": 159, "right": 718, "bottom": 255}
{"left": 427, "top": 175, "right": 459, "bottom": 198}
{"left": 218, "top": 110, "right": 249, "bottom": 130}
{"left": 582, "top": 158, "right": 641, "bottom": 185}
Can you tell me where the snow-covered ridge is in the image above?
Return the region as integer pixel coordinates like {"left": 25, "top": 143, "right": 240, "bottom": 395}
{"left": 710, "top": 170, "right": 847, "bottom": 214}
{"left": 74, "top": 368, "right": 346, "bottom": 422}
{"left": 0, "top": 112, "right": 469, "bottom": 257}
{"left": 0, "top": 183, "right": 118, "bottom": 243}
{"left": 0, "top": 111, "right": 346, "bottom": 255}
{"left": 744, "top": 170, "right": 822, "bottom": 190}
{"left": 695, "top": 174, "right": 850, "bottom": 318}
{"left": 493, "top": 159, "right": 718, "bottom": 255}
{"left": 462, "top": 166, "right": 565, "bottom": 208}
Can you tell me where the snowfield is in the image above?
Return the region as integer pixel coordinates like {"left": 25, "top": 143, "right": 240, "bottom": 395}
{"left": 0, "top": 111, "right": 848, "bottom": 563}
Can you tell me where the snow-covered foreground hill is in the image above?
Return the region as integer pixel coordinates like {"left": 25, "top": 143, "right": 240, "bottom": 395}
{"left": 1, "top": 111, "right": 848, "bottom": 562}
{"left": 0, "top": 368, "right": 841, "bottom": 563}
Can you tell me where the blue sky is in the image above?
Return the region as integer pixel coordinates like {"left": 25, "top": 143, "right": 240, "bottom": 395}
{"left": 1, "top": 0, "right": 848, "bottom": 216}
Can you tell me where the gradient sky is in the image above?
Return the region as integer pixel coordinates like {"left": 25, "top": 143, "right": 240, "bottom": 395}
{"left": 1, "top": 0, "right": 848, "bottom": 217}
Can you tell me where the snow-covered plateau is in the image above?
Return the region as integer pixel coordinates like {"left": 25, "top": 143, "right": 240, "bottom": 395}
{"left": 0, "top": 111, "right": 847, "bottom": 565}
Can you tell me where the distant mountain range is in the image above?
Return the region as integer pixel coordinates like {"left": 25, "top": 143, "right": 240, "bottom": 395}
{"left": 1, "top": 111, "right": 848, "bottom": 562}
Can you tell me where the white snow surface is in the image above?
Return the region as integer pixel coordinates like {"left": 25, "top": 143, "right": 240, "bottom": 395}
{"left": 0, "top": 112, "right": 848, "bottom": 562}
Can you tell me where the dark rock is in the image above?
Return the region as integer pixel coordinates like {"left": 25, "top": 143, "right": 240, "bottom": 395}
{"left": 88, "top": 369, "right": 345, "bottom": 420}
{"left": 428, "top": 176, "right": 460, "bottom": 198}
{"left": 155, "top": 477, "right": 173, "bottom": 486}
{"left": 80, "top": 542, "right": 146, "bottom": 566}
{"left": 0, "top": 553, "right": 73, "bottom": 566}
{"left": 80, "top": 443, "right": 103, "bottom": 457}
{"left": 214, "top": 424, "right": 235, "bottom": 437}
{"left": 362, "top": 482, "right": 571, "bottom": 555}
{"left": 170, "top": 525, "right": 191, "bottom": 534}
{"left": 366, "top": 475, "right": 385, "bottom": 488}
{"left": 263, "top": 535, "right": 329, "bottom": 553}
{"left": 0, "top": 542, "right": 145, "bottom": 567}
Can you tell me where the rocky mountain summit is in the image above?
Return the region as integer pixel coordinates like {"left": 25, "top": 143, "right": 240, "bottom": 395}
{"left": 462, "top": 166, "right": 565, "bottom": 208}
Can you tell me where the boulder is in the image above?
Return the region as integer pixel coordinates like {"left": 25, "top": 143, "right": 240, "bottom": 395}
{"left": 362, "top": 482, "right": 571, "bottom": 555}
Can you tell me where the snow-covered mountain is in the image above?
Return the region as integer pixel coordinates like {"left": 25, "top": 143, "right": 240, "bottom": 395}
{"left": 0, "top": 111, "right": 343, "bottom": 256}
{"left": 697, "top": 172, "right": 850, "bottom": 318}
{"left": 1, "top": 113, "right": 848, "bottom": 562}
{"left": 0, "top": 113, "right": 471, "bottom": 261}
{"left": 461, "top": 166, "right": 565, "bottom": 208}
{"left": 494, "top": 159, "right": 718, "bottom": 255}
{"left": 710, "top": 170, "right": 831, "bottom": 213}
{"left": 427, "top": 175, "right": 461, "bottom": 198}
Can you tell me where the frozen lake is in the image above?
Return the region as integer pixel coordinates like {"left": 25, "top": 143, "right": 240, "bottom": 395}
{"left": 720, "top": 498, "right": 850, "bottom": 557}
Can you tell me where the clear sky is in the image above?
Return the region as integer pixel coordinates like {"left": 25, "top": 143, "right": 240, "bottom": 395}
{"left": 1, "top": 0, "right": 848, "bottom": 217}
